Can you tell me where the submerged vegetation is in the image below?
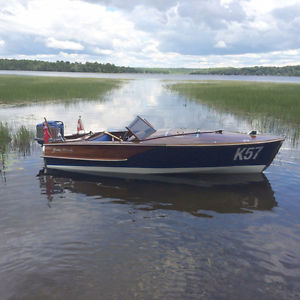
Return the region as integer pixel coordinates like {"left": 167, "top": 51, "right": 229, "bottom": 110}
{"left": 0, "top": 75, "right": 123, "bottom": 104}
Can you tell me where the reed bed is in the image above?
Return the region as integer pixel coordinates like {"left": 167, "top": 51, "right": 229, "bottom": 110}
{"left": 0, "top": 75, "right": 123, "bottom": 103}
{"left": 168, "top": 81, "right": 300, "bottom": 124}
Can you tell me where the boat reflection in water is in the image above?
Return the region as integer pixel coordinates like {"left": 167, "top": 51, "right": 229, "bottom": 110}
{"left": 38, "top": 171, "right": 277, "bottom": 217}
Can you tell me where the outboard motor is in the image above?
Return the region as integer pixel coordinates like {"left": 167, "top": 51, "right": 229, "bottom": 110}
{"left": 36, "top": 121, "right": 64, "bottom": 145}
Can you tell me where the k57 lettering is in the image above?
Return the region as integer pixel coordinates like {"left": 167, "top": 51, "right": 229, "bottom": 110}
{"left": 233, "top": 146, "right": 264, "bottom": 161}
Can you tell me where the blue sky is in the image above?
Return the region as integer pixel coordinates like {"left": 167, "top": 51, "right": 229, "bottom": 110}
{"left": 0, "top": 0, "right": 300, "bottom": 68}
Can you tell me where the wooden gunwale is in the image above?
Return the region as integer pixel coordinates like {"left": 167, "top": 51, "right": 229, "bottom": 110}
{"left": 142, "top": 138, "right": 285, "bottom": 146}
{"left": 45, "top": 137, "right": 284, "bottom": 147}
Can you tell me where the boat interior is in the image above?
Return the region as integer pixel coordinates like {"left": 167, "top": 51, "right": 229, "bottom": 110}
{"left": 79, "top": 115, "right": 157, "bottom": 142}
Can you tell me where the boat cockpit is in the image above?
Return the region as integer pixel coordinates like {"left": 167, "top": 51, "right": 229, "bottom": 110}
{"left": 87, "top": 115, "right": 157, "bottom": 142}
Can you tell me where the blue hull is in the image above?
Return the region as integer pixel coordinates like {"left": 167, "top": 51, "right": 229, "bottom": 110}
{"left": 44, "top": 140, "right": 283, "bottom": 175}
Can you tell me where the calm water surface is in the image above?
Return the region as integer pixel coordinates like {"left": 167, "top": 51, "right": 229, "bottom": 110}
{"left": 0, "top": 73, "right": 300, "bottom": 299}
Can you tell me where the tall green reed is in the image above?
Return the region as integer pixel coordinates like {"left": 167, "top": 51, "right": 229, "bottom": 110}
{"left": 0, "top": 122, "right": 11, "bottom": 172}
{"left": 13, "top": 126, "right": 35, "bottom": 155}
{"left": 0, "top": 122, "right": 11, "bottom": 151}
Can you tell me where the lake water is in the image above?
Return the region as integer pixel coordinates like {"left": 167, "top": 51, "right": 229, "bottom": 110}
{"left": 0, "top": 72, "right": 300, "bottom": 299}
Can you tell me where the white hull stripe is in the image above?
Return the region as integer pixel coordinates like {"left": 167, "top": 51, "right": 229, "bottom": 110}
{"left": 46, "top": 164, "right": 266, "bottom": 174}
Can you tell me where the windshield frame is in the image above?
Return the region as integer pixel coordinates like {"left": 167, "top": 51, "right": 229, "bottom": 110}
{"left": 126, "top": 116, "right": 156, "bottom": 141}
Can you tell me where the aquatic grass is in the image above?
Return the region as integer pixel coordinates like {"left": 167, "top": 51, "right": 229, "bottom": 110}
{"left": 0, "top": 122, "right": 11, "bottom": 150}
{"left": 167, "top": 81, "right": 300, "bottom": 124}
{"left": 0, "top": 75, "right": 123, "bottom": 104}
{"left": 0, "top": 122, "right": 11, "bottom": 172}
{"left": 13, "top": 126, "right": 35, "bottom": 155}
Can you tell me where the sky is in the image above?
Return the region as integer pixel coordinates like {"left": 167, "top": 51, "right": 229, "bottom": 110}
{"left": 0, "top": 0, "right": 300, "bottom": 68}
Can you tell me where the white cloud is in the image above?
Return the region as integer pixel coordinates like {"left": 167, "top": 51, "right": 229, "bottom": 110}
{"left": 215, "top": 41, "right": 227, "bottom": 48}
{"left": 46, "top": 37, "right": 84, "bottom": 50}
{"left": 0, "top": 0, "right": 300, "bottom": 67}
{"left": 93, "top": 48, "right": 113, "bottom": 55}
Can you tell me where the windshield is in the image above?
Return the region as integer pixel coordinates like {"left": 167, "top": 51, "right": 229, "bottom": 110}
{"left": 126, "top": 116, "right": 156, "bottom": 140}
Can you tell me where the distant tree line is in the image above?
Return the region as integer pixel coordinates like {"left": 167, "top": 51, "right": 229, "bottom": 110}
{"left": 190, "top": 65, "right": 300, "bottom": 76}
{"left": 0, "top": 59, "right": 138, "bottom": 73}
{"left": 1, "top": 59, "right": 300, "bottom": 76}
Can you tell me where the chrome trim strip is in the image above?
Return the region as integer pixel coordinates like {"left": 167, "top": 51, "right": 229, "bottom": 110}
{"left": 42, "top": 155, "right": 128, "bottom": 162}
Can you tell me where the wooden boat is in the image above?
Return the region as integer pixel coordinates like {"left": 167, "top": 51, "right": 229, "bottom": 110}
{"left": 36, "top": 116, "right": 284, "bottom": 175}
